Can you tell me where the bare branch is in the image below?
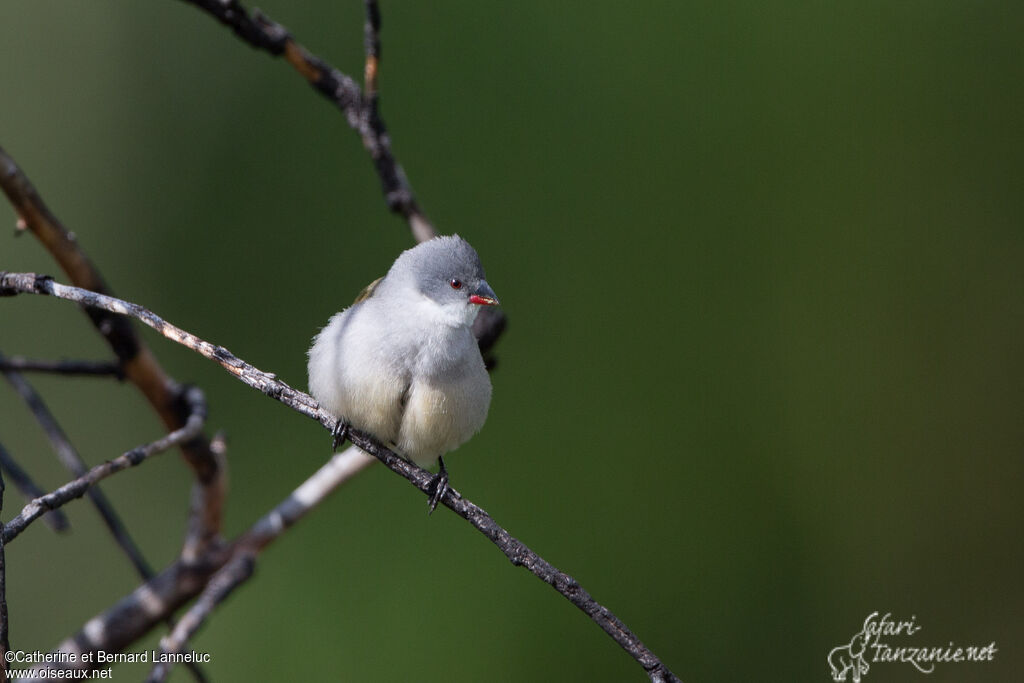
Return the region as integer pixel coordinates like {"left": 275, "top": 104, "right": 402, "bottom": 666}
{"left": 1, "top": 272, "right": 323, "bottom": 419}
{"left": 0, "top": 375, "right": 209, "bottom": 683}
{"left": 0, "top": 272, "right": 680, "bottom": 683}
{"left": 0, "top": 356, "right": 123, "bottom": 379}
{"left": 146, "top": 553, "right": 253, "bottom": 683}
{"left": 178, "top": 0, "right": 431, "bottom": 234}
{"left": 1, "top": 360, "right": 156, "bottom": 576}
{"left": 21, "top": 447, "right": 374, "bottom": 680}
{"left": 1, "top": 387, "right": 206, "bottom": 545}
{"left": 0, "top": 366, "right": 206, "bottom": 682}
{"left": 238, "top": 446, "right": 378, "bottom": 552}
{"left": 25, "top": 556, "right": 226, "bottom": 678}
{"left": 146, "top": 443, "right": 375, "bottom": 680}
{"left": 0, "top": 146, "right": 225, "bottom": 558}
{"left": 0, "top": 441, "right": 70, "bottom": 532}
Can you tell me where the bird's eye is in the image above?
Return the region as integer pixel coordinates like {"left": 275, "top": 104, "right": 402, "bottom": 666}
{"left": 449, "top": 278, "right": 463, "bottom": 290}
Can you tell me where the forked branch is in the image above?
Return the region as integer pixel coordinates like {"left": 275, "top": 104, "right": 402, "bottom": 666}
{"left": 178, "top": 0, "right": 435, "bottom": 241}
{"left": 1, "top": 387, "right": 207, "bottom": 545}
{"left": 0, "top": 146, "right": 224, "bottom": 560}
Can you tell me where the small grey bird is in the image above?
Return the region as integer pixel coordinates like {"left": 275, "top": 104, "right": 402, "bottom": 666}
{"left": 307, "top": 235, "right": 499, "bottom": 512}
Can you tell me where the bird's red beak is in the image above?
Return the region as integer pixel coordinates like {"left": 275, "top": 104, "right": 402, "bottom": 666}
{"left": 469, "top": 294, "right": 499, "bottom": 306}
{"left": 469, "top": 281, "right": 499, "bottom": 306}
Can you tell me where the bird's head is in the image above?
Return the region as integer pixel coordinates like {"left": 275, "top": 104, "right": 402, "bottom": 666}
{"left": 385, "top": 235, "right": 499, "bottom": 325}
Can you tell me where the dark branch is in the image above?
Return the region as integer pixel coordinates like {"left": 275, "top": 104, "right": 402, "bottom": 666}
{"left": 179, "top": 0, "right": 430, "bottom": 235}
{"left": 0, "top": 145, "right": 225, "bottom": 558}
{"left": 0, "top": 356, "right": 123, "bottom": 379}
{"left": 0, "top": 271, "right": 680, "bottom": 683}
{"left": 0, "top": 441, "right": 70, "bottom": 532}
{"left": 1, "top": 386, "right": 207, "bottom": 545}
{"left": 0, "top": 151, "right": 138, "bottom": 363}
{"left": 1, "top": 361, "right": 155, "bottom": 577}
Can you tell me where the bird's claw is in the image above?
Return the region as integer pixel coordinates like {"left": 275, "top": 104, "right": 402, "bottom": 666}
{"left": 331, "top": 419, "right": 350, "bottom": 451}
{"left": 427, "top": 456, "right": 449, "bottom": 515}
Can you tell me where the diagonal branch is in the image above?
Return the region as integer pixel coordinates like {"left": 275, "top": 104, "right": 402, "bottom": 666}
{"left": 2, "top": 359, "right": 157, "bottom": 577}
{"left": 0, "top": 377, "right": 211, "bottom": 683}
{"left": 145, "top": 553, "right": 253, "bottom": 683}
{"left": 178, "top": 0, "right": 435, "bottom": 241}
{"left": 0, "top": 146, "right": 225, "bottom": 560}
{"left": 0, "top": 271, "right": 680, "bottom": 683}
{"left": 1, "top": 387, "right": 207, "bottom": 545}
{"left": 3, "top": 393, "right": 211, "bottom": 683}
{"left": 22, "top": 446, "right": 375, "bottom": 681}
{"left": 0, "top": 441, "right": 70, "bottom": 533}
{"left": 23, "top": 555, "right": 228, "bottom": 679}
{"left": 147, "top": 444, "right": 376, "bottom": 682}
{"left": 1, "top": 388, "right": 209, "bottom": 680}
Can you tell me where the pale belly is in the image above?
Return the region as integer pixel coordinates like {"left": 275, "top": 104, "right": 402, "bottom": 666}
{"left": 397, "top": 367, "right": 491, "bottom": 467}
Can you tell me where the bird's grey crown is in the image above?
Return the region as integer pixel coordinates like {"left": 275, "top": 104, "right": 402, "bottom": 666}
{"left": 385, "top": 235, "right": 487, "bottom": 303}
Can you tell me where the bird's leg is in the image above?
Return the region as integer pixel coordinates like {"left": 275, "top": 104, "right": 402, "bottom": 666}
{"left": 427, "top": 456, "right": 450, "bottom": 515}
{"left": 331, "top": 418, "right": 350, "bottom": 451}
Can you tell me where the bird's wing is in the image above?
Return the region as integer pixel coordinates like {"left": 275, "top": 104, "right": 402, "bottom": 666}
{"left": 353, "top": 277, "right": 384, "bottom": 304}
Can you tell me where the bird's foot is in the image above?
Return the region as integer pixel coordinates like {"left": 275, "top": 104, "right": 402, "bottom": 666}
{"left": 427, "top": 456, "right": 449, "bottom": 515}
{"left": 331, "top": 419, "right": 350, "bottom": 451}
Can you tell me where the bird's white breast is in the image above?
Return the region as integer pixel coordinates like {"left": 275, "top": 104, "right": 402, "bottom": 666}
{"left": 398, "top": 340, "right": 491, "bottom": 466}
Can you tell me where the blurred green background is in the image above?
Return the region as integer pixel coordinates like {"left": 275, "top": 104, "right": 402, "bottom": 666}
{"left": 2, "top": 1, "right": 1022, "bottom": 681}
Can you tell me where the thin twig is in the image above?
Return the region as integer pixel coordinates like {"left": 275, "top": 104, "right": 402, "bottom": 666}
{"left": 0, "top": 356, "right": 123, "bottom": 379}
{"left": 146, "top": 553, "right": 253, "bottom": 683}
{"left": 177, "top": 0, "right": 433, "bottom": 238}
{"left": 0, "top": 272, "right": 681, "bottom": 683}
{"left": 0, "top": 145, "right": 225, "bottom": 559}
{"left": 147, "top": 447, "right": 378, "bottom": 681}
{"left": 236, "top": 447, "right": 378, "bottom": 553}
{"left": 0, "top": 441, "right": 70, "bottom": 532}
{"left": 1, "top": 386, "right": 207, "bottom": 545}
{"left": 1, "top": 360, "right": 155, "bottom": 577}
